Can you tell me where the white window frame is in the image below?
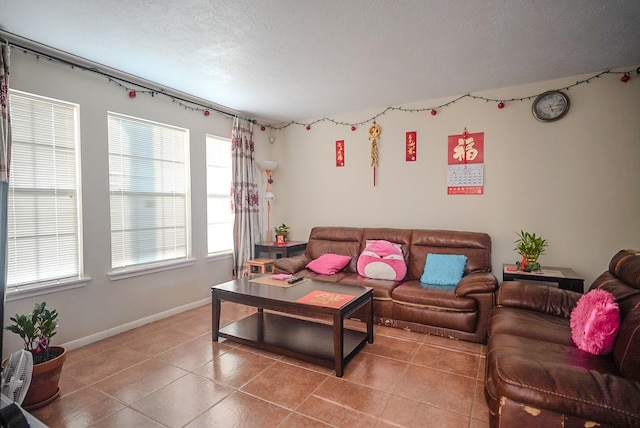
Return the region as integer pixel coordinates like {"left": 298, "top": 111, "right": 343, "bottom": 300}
{"left": 206, "top": 134, "right": 233, "bottom": 256}
{"left": 107, "top": 112, "right": 192, "bottom": 279}
{"left": 6, "top": 90, "right": 88, "bottom": 299}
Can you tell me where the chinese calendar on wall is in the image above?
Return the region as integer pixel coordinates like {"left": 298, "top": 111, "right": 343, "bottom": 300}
{"left": 447, "top": 129, "right": 484, "bottom": 195}
{"left": 336, "top": 140, "right": 345, "bottom": 167}
{"left": 406, "top": 131, "right": 417, "bottom": 161}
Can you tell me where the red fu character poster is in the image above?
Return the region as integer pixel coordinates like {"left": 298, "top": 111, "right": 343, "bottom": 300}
{"left": 447, "top": 130, "right": 484, "bottom": 195}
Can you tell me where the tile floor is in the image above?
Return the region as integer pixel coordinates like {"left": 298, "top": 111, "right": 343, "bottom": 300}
{"left": 29, "top": 302, "right": 490, "bottom": 427}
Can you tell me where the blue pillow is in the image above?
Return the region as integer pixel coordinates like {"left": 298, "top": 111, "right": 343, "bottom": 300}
{"left": 420, "top": 253, "right": 468, "bottom": 286}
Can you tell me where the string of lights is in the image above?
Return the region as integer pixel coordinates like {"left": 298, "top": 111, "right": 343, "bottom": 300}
{"left": 8, "top": 39, "right": 638, "bottom": 132}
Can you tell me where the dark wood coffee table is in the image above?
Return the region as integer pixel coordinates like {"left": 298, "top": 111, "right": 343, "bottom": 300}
{"left": 211, "top": 277, "right": 373, "bottom": 377}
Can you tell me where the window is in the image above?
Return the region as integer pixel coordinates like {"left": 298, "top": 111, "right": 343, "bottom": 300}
{"left": 7, "top": 90, "right": 82, "bottom": 289}
{"left": 108, "top": 113, "right": 190, "bottom": 270}
{"left": 206, "top": 135, "right": 233, "bottom": 254}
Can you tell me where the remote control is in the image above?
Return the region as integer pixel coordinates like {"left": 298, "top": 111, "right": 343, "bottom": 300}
{"left": 287, "top": 276, "right": 304, "bottom": 284}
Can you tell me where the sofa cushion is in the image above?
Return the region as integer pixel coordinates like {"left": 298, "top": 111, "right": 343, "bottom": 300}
{"left": 570, "top": 289, "right": 620, "bottom": 355}
{"left": 488, "top": 307, "right": 574, "bottom": 346}
{"left": 408, "top": 229, "right": 492, "bottom": 280}
{"left": 392, "top": 280, "right": 477, "bottom": 312}
{"left": 392, "top": 281, "right": 478, "bottom": 332}
{"left": 614, "top": 307, "right": 640, "bottom": 382}
{"left": 608, "top": 249, "right": 640, "bottom": 289}
{"left": 420, "top": 253, "right": 467, "bottom": 286}
{"left": 338, "top": 274, "right": 398, "bottom": 300}
{"left": 496, "top": 281, "right": 581, "bottom": 319}
{"left": 306, "top": 227, "right": 364, "bottom": 273}
{"left": 357, "top": 240, "right": 407, "bottom": 281}
{"left": 306, "top": 253, "right": 351, "bottom": 275}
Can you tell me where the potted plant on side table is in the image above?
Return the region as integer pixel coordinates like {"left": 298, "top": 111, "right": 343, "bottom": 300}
{"left": 5, "top": 302, "right": 66, "bottom": 410}
{"left": 274, "top": 223, "right": 289, "bottom": 244}
{"left": 514, "top": 230, "right": 549, "bottom": 272}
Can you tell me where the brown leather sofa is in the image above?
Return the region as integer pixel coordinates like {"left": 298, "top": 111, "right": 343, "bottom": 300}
{"left": 485, "top": 249, "right": 640, "bottom": 427}
{"left": 272, "top": 226, "right": 498, "bottom": 343}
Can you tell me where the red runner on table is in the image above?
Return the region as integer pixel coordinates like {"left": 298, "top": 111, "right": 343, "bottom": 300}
{"left": 296, "top": 290, "right": 356, "bottom": 308}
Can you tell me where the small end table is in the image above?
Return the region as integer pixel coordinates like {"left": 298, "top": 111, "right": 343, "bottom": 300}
{"left": 255, "top": 241, "right": 307, "bottom": 259}
{"left": 502, "top": 264, "right": 584, "bottom": 293}
{"left": 246, "top": 258, "right": 275, "bottom": 274}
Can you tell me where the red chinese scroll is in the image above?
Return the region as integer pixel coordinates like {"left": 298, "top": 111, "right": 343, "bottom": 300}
{"left": 406, "top": 131, "right": 417, "bottom": 161}
{"left": 336, "top": 140, "right": 345, "bottom": 167}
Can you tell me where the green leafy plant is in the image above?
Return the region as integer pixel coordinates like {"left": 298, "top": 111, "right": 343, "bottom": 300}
{"left": 6, "top": 302, "right": 60, "bottom": 364}
{"left": 274, "top": 223, "right": 289, "bottom": 237}
{"left": 514, "top": 230, "right": 549, "bottom": 272}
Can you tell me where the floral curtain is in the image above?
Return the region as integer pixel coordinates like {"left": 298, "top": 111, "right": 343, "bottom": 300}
{"left": 0, "top": 42, "right": 9, "bottom": 182}
{"left": 231, "top": 117, "right": 260, "bottom": 278}
{"left": 0, "top": 42, "right": 10, "bottom": 362}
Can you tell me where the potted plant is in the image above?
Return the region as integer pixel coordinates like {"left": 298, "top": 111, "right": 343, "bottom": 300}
{"left": 274, "top": 223, "right": 289, "bottom": 244}
{"left": 514, "top": 230, "right": 549, "bottom": 272}
{"left": 5, "top": 302, "right": 66, "bottom": 410}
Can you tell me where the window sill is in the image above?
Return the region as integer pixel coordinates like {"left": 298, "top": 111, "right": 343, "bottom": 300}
{"left": 6, "top": 277, "right": 92, "bottom": 301}
{"left": 108, "top": 258, "right": 197, "bottom": 281}
{"left": 207, "top": 251, "right": 233, "bottom": 262}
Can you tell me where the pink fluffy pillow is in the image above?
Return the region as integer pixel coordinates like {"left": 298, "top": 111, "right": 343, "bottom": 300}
{"left": 570, "top": 289, "right": 620, "bottom": 355}
{"left": 357, "top": 240, "right": 407, "bottom": 281}
{"left": 306, "top": 253, "right": 351, "bottom": 275}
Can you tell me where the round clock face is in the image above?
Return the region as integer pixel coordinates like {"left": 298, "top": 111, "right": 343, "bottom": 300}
{"left": 532, "top": 91, "right": 570, "bottom": 122}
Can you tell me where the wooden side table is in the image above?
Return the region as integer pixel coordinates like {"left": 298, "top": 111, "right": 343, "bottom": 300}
{"left": 246, "top": 258, "right": 275, "bottom": 274}
{"left": 254, "top": 241, "right": 307, "bottom": 259}
{"left": 502, "top": 264, "right": 584, "bottom": 293}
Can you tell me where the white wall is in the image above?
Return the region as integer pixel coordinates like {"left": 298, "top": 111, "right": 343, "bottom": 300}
{"left": 272, "top": 70, "right": 640, "bottom": 288}
{"left": 5, "top": 47, "right": 639, "bottom": 356}
{"left": 3, "top": 50, "right": 273, "bottom": 356}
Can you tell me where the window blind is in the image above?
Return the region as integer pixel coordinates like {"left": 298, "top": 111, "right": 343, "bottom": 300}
{"left": 206, "top": 135, "right": 233, "bottom": 254}
{"left": 108, "top": 113, "right": 190, "bottom": 269}
{"left": 7, "top": 91, "right": 81, "bottom": 287}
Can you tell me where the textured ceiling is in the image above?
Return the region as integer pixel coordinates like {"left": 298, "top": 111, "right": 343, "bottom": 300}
{"left": 1, "top": 0, "right": 639, "bottom": 123}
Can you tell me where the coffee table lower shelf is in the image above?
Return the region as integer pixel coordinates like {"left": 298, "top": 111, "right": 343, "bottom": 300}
{"left": 219, "top": 312, "right": 368, "bottom": 372}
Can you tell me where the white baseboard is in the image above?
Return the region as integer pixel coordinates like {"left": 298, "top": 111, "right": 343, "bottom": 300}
{"left": 61, "top": 298, "right": 211, "bottom": 351}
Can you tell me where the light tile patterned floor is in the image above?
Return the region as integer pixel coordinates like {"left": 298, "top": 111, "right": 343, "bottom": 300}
{"left": 30, "top": 302, "right": 490, "bottom": 427}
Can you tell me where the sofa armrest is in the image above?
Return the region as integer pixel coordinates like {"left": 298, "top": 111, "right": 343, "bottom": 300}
{"left": 492, "top": 349, "right": 640, "bottom": 427}
{"left": 454, "top": 272, "right": 498, "bottom": 297}
{"left": 496, "top": 281, "right": 582, "bottom": 318}
{"left": 273, "top": 256, "right": 311, "bottom": 274}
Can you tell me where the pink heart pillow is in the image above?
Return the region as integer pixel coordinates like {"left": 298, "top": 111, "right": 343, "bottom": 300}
{"left": 570, "top": 289, "right": 620, "bottom": 355}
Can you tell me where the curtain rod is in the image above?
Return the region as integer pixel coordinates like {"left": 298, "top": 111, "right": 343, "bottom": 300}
{"left": 1, "top": 32, "right": 257, "bottom": 124}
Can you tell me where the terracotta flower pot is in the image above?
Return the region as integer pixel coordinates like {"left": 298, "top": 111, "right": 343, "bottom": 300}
{"left": 21, "top": 346, "right": 66, "bottom": 410}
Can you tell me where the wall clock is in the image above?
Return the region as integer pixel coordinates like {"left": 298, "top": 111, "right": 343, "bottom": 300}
{"left": 532, "top": 90, "right": 570, "bottom": 122}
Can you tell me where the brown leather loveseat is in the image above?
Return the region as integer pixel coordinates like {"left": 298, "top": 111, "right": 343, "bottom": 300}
{"left": 273, "top": 226, "right": 498, "bottom": 343}
{"left": 485, "top": 249, "right": 640, "bottom": 427}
